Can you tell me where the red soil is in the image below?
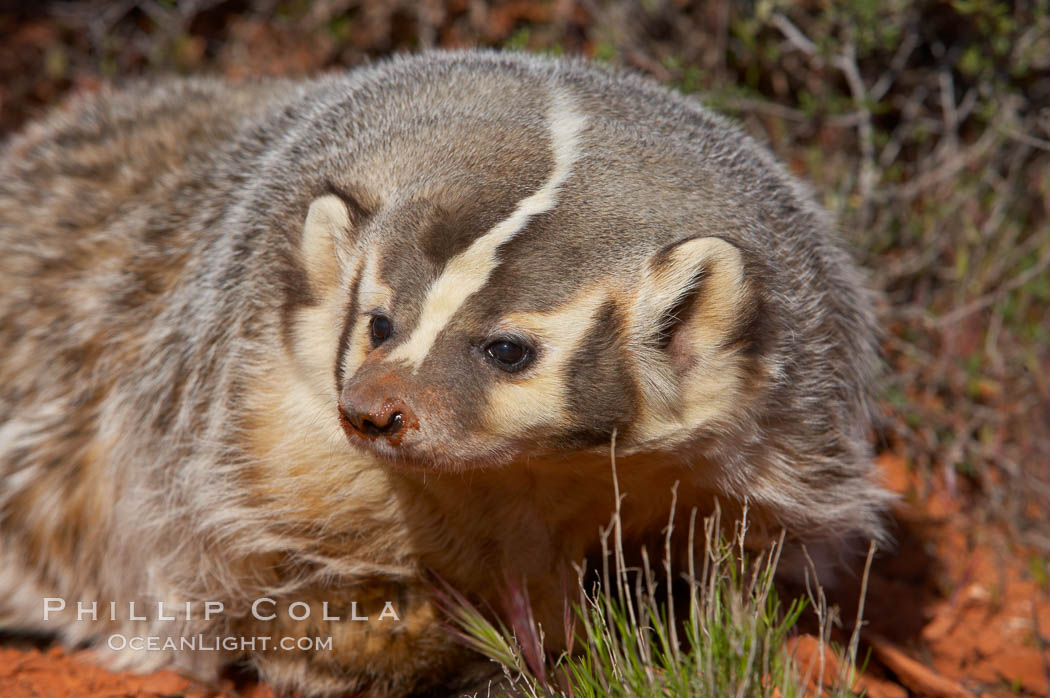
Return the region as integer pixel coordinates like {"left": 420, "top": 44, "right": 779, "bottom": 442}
{"left": 790, "top": 453, "right": 1050, "bottom": 698}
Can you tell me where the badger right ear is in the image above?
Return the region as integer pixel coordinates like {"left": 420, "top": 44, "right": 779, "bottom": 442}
{"left": 632, "top": 235, "right": 748, "bottom": 367}
{"left": 300, "top": 194, "right": 357, "bottom": 289}
{"left": 624, "top": 235, "right": 752, "bottom": 435}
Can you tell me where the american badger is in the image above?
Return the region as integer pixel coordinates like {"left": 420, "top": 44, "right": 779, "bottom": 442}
{"left": 0, "top": 51, "right": 890, "bottom": 695}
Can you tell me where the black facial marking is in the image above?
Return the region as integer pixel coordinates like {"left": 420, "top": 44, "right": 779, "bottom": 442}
{"left": 564, "top": 301, "right": 636, "bottom": 446}
{"left": 333, "top": 270, "right": 362, "bottom": 390}
{"left": 420, "top": 192, "right": 522, "bottom": 268}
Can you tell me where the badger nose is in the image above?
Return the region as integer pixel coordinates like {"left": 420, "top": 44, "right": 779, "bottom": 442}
{"left": 338, "top": 397, "right": 412, "bottom": 442}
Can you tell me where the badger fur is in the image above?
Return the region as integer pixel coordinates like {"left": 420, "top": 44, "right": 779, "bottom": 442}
{"left": 0, "top": 51, "right": 890, "bottom": 696}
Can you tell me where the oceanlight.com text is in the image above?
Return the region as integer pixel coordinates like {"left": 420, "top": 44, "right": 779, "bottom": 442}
{"left": 107, "top": 634, "right": 334, "bottom": 652}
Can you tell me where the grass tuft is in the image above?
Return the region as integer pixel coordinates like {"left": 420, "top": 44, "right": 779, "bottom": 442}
{"left": 447, "top": 438, "right": 868, "bottom": 698}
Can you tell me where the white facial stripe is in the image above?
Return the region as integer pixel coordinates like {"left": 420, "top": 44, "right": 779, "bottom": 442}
{"left": 386, "top": 88, "right": 588, "bottom": 370}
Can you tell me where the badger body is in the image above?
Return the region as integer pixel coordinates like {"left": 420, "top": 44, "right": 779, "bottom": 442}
{"left": 0, "top": 52, "right": 889, "bottom": 695}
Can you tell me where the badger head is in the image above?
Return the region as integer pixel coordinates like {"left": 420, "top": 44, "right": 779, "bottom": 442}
{"left": 263, "top": 54, "right": 887, "bottom": 548}
{"left": 282, "top": 93, "right": 775, "bottom": 473}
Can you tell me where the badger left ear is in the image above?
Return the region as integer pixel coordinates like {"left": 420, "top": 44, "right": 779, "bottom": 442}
{"left": 300, "top": 194, "right": 356, "bottom": 289}
{"left": 632, "top": 236, "right": 748, "bottom": 367}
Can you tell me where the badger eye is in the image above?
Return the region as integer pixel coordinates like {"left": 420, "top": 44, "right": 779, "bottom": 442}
{"left": 484, "top": 339, "right": 531, "bottom": 371}
{"left": 370, "top": 314, "right": 392, "bottom": 345}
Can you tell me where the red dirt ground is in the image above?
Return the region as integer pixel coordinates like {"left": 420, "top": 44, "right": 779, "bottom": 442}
{"left": 788, "top": 453, "right": 1050, "bottom": 698}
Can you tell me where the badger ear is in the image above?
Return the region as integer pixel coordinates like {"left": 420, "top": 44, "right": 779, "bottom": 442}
{"left": 624, "top": 236, "right": 753, "bottom": 442}
{"left": 634, "top": 236, "right": 748, "bottom": 368}
{"left": 300, "top": 194, "right": 356, "bottom": 289}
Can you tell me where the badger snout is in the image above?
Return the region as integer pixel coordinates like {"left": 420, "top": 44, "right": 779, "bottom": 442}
{"left": 337, "top": 392, "right": 415, "bottom": 445}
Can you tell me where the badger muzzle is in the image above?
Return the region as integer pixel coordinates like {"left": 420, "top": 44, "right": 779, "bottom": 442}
{"left": 337, "top": 371, "right": 419, "bottom": 447}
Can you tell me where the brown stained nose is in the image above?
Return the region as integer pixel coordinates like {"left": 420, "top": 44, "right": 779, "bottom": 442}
{"left": 338, "top": 398, "right": 413, "bottom": 444}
